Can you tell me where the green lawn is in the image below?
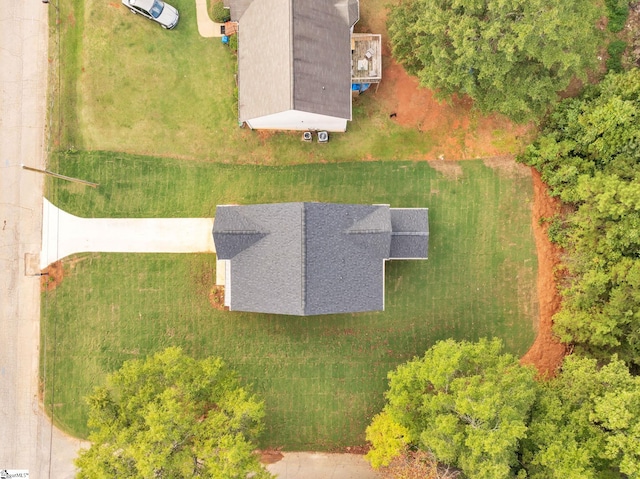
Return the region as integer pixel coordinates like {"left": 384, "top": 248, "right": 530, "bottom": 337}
{"left": 42, "top": 153, "right": 538, "bottom": 448}
{"left": 49, "top": 0, "right": 473, "bottom": 164}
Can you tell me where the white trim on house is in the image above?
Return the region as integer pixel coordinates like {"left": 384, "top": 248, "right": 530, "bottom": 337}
{"left": 245, "top": 109, "right": 348, "bottom": 132}
{"left": 224, "top": 260, "right": 231, "bottom": 307}
{"left": 216, "top": 258, "right": 227, "bottom": 286}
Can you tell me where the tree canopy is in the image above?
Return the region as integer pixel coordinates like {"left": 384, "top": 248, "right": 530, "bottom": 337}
{"left": 387, "top": 0, "right": 603, "bottom": 121}
{"left": 524, "top": 355, "right": 640, "bottom": 479}
{"left": 521, "top": 69, "right": 640, "bottom": 367}
{"left": 366, "top": 339, "right": 538, "bottom": 478}
{"left": 366, "top": 340, "right": 640, "bottom": 479}
{"left": 75, "top": 347, "right": 272, "bottom": 479}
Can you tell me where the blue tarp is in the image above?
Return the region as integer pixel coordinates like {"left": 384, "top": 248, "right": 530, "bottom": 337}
{"left": 352, "top": 83, "right": 371, "bottom": 92}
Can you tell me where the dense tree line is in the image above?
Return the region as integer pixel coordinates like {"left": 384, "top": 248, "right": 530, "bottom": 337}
{"left": 366, "top": 339, "right": 640, "bottom": 479}
{"left": 521, "top": 69, "right": 640, "bottom": 368}
{"left": 387, "top": 0, "right": 603, "bottom": 121}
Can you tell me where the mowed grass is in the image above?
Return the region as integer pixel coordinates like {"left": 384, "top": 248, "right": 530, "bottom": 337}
{"left": 51, "top": 0, "right": 438, "bottom": 163}
{"left": 42, "top": 152, "right": 538, "bottom": 448}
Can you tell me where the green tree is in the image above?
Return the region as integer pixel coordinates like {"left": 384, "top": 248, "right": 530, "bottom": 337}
{"left": 387, "top": 0, "right": 604, "bottom": 121}
{"left": 75, "top": 347, "right": 272, "bottom": 479}
{"left": 366, "top": 339, "right": 538, "bottom": 479}
{"left": 520, "top": 69, "right": 640, "bottom": 367}
{"left": 523, "top": 355, "right": 640, "bottom": 479}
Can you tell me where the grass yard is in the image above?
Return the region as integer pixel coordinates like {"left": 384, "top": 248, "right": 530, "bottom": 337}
{"left": 49, "top": 0, "right": 526, "bottom": 164}
{"left": 42, "top": 152, "right": 538, "bottom": 449}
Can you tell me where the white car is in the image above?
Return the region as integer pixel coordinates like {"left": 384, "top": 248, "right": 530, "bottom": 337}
{"left": 122, "top": 0, "right": 179, "bottom": 29}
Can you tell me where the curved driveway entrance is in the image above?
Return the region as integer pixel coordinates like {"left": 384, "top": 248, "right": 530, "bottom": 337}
{"left": 40, "top": 199, "right": 215, "bottom": 268}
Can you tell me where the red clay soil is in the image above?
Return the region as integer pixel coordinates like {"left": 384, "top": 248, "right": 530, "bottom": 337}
{"left": 519, "top": 169, "right": 567, "bottom": 377}
{"left": 259, "top": 449, "right": 284, "bottom": 465}
{"left": 375, "top": 58, "right": 533, "bottom": 160}
{"left": 208, "top": 286, "right": 228, "bottom": 311}
{"left": 40, "top": 261, "right": 64, "bottom": 292}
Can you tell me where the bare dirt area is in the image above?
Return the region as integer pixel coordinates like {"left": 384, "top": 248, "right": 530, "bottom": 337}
{"left": 375, "top": 58, "right": 533, "bottom": 161}
{"left": 624, "top": 2, "right": 640, "bottom": 67}
{"left": 259, "top": 449, "right": 284, "bottom": 465}
{"left": 428, "top": 159, "right": 463, "bottom": 179}
{"left": 208, "top": 285, "right": 228, "bottom": 311}
{"left": 520, "top": 169, "right": 567, "bottom": 377}
{"left": 482, "top": 155, "right": 531, "bottom": 178}
{"left": 41, "top": 260, "right": 65, "bottom": 291}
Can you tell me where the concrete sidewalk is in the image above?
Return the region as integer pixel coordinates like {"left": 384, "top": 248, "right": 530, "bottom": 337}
{"left": 266, "top": 452, "right": 381, "bottom": 479}
{"left": 194, "top": 0, "right": 224, "bottom": 38}
{"left": 40, "top": 199, "right": 215, "bottom": 268}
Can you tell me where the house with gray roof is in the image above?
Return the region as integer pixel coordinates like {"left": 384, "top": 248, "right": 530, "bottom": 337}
{"left": 213, "top": 202, "right": 428, "bottom": 316}
{"left": 224, "top": 0, "right": 380, "bottom": 132}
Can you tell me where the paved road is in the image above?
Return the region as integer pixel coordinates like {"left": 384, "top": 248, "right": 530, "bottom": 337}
{"left": 0, "top": 1, "right": 83, "bottom": 477}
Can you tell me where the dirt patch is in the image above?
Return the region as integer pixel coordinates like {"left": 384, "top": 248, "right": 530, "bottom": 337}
{"left": 322, "top": 327, "right": 357, "bottom": 337}
{"left": 520, "top": 169, "right": 567, "bottom": 377}
{"left": 256, "top": 129, "right": 280, "bottom": 142}
{"left": 375, "top": 58, "right": 532, "bottom": 161}
{"left": 190, "top": 261, "right": 214, "bottom": 296}
{"left": 259, "top": 449, "right": 284, "bottom": 465}
{"left": 40, "top": 261, "right": 65, "bottom": 291}
{"left": 482, "top": 155, "right": 531, "bottom": 179}
{"left": 208, "top": 286, "right": 228, "bottom": 311}
{"left": 624, "top": 2, "right": 640, "bottom": 67}
{"left": 340, "top": 445, "right": 370, "bottom": 455}
{"left": 428, "top": 159, "right": 463, "bottom": 179}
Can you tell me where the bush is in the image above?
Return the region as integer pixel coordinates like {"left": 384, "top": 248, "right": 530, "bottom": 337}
{"left": 605, "top": 0, "right": 629, "bottom": 32}
{"left": 210, "top": 0, "right": 230, "bottom": 22}
{"left": 228, "top": 33, "right": 238, "bottom": 53}
{"left": 606, "top": 40, "right": 627, "bottom": 72}
{"left": 541, "top": 214, "right": 569, "bottom": 247}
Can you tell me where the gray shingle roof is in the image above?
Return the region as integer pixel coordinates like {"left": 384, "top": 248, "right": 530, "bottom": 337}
{"left": 213, "top": 203, "right": 429, "bottom": 316}
{"left": 389, "top": 209, "right": 430, "bottom": 259}
{"left": 304, "top": 203, "right": 390, "bottom": 315}
{"left": 223, "top": 0, "right": 252, "bottom": 21}
{"left": 232, "top": 0, "right": 353, "bottom": 122}
{"left": 215, "top": 204, "right": 305, "bottom": 315}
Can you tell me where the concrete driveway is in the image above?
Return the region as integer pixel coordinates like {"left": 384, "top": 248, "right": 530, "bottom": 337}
{"left": 40, "top": 199, "right": 215, "bottom": 268}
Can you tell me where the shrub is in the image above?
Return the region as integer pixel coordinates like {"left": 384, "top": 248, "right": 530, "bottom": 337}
{"left": 605, "top": 0, "right": 629, "bottom": 32}
{"left": 228, "top": 33, "right": 238, "bottom": 53}
{"left": 210, "top": 0, "right": 230, "bottom": 23}
{"left": 606, "top": 40, "right": 627, "bottom": 72}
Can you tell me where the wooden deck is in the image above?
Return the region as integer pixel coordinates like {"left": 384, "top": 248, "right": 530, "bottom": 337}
{"left": 351, "top": 33, "right": 382, "bottom": 83}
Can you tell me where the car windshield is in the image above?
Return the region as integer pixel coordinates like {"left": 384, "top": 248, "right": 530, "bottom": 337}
{"left": 149, "top": 0, "right": 164, "bottom": 18}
